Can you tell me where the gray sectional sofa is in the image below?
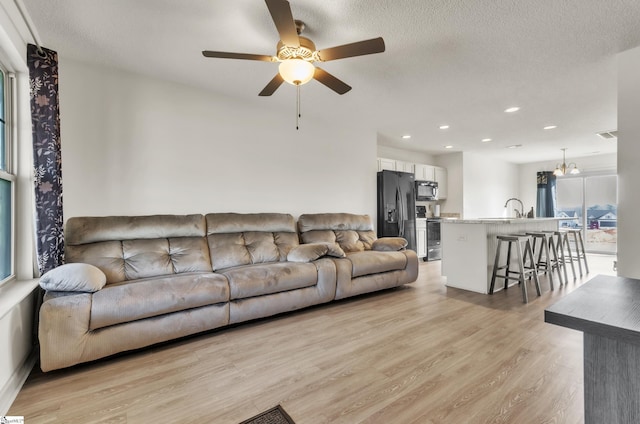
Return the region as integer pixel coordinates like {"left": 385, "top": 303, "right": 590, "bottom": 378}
{"left": 38, "top": 212, "right": 418, "bottom": 371}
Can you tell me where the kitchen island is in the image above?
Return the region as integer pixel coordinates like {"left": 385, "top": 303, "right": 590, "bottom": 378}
{"left": 441, "top": 218, "right": 565, "bottom": 294}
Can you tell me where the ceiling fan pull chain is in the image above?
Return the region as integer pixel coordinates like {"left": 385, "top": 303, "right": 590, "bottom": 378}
{"left": 296, "top": 83, "right": 301, "bottom": 130}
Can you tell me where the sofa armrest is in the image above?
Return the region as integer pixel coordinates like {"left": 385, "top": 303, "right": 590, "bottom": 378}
{"left": 372, "top": 237, "right": 408, "bottom": 251}
{"left": 40, "top": 263, "right": 107, "bottom": 293}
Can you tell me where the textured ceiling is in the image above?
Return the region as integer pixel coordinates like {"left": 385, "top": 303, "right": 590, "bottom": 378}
{"left": 22, "top": 0, "right": 640, "bottom": 163}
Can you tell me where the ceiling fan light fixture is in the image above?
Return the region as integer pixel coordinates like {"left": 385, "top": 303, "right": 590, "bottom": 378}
{"left": 278, "top": 59, "right": 315, "bottom": 85}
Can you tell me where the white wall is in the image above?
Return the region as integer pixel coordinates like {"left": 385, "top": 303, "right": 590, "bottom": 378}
{"left": 462, "top": 152, "right": 520, "bottom": 219}
{"left": 617, "top": 46, "right": 640, "bottom": 278}
{"left": 0, "top": 0, "right": 39, "bottom": 414}
{"left": 60, "top": 60, "right": 377, "bottom": 220}
{"left": 376, "top": 144, "right": 436, "bottom": 165}
{"left": 518, "top": 153, "right": 617, "bottom": 216}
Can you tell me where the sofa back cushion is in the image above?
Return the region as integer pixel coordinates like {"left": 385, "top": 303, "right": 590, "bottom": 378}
{"left": 65, "top": 214, "right": 211, "bottom": 284}
{"left": 297, "top": 213, "right": 377, "bottom": 253}
{"left": 206, "top": 213, "right": 299, "bottom": 270}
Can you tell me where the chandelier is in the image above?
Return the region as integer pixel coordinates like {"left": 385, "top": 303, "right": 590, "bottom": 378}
{"left": 553, "top": 148, "right": 580, "bottom": 176}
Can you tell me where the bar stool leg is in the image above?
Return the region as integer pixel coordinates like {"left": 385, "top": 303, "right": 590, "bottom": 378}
{"left": 552, "top": 235, "right": 569, "bottom": 284}
{"left": 563, "top": 233, "right": 577, "bottom": 280}
{"left": 541, "top": 234, "right": 554, "bottom": 290}
{"left": 549, "top": 236, "right": 563, "bottom": 286}
{"left": 515, "top": 240, "right": 528, "bottom": 303}
{"left": 504, "top": 240, "right": 512, "bottom": 290}
{"left": 577, "top": 230, "right": 589, "bottom": 274}
{"left": 525, "top": 240, "right": 542, "bottom": 296}
{"left": 570, "top": 231, "right": 583, "bottom": 277}
{"left": 490, "top": 239, "right": 502, "bottom": 295}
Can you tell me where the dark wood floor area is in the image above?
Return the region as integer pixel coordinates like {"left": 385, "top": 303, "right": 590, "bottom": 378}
{"left": 10, "top": 255, "right": 615, "bottom": 423}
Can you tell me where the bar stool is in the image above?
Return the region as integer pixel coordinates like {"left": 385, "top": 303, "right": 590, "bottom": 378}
{"left": 543, "top": 230, "right": 576, "bottom": 282}
{"left": 526, "top": 231, "right": 563, "bottom": 289}
{"left": 490, "top": 234, "right": 541, "bottom": 303}
{"left": 563, "top": 228, "right": 589, "bottom": 276}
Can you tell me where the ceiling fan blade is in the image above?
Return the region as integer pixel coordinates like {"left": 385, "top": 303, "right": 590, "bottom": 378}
{"left": 313, "top": 68, "right": 351, "bottom": 95}
{"left": 265, "top": 0, "right": 300, "bottom": 47}
{"left": 259, "top": 74, "right": 285, "bottom": 96}
{"left": 202, "top": 51, "right": 274, "bottom": 61}
{"left": 317, "top": 37, "right": 385, "bottom": 62}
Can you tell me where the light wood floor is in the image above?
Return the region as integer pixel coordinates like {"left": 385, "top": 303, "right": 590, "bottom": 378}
{"left": 9, "top": 254, "right": 616, "bottom": 423}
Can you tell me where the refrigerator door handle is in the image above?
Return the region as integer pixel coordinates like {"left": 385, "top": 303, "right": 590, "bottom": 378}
{"left": 396, "top": 186, "right": 404, "bottom": 237}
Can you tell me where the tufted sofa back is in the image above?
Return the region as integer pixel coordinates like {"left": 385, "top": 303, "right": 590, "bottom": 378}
{"left": 297, "top": 213, "right": 377, "bottom": 253}
{"left": 205, "top": 213, "right": 299, "bottom": 270}
{"left": 65, "top": 214, "right": 212, "bottom": 284}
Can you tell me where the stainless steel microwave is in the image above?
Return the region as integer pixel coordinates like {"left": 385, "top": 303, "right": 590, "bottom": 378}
{"left": 415, "top": 180, "right": 438, "bottom": 201}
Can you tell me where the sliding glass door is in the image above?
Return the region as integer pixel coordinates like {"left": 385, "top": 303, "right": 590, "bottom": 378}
{"left": 556, "top": 174, "right": 617, "bottom": 254}
{"left": 584, "top": 175, "right": 617, "bottom": 253}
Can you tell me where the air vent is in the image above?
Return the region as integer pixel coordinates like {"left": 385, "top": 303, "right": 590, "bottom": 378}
{"left": 596, "top": 130, "right": 618, "bottom": 139}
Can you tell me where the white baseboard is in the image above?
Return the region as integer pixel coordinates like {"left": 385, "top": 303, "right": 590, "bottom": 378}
{"left": 0, "top": 351, "right": 37, "bottom": 416}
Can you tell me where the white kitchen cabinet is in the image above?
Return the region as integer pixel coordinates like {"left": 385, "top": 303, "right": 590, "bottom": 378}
{"left": 378, "top": 158, "right": 415, "bottom": 174}
{"left": 377, "top": 157, "right": 397, "bottom": 171}
{"left": 396, "top": 160, "right": 415, "bottom": 174}
{"left": 414, "top": 163, "right": 435, "bottom": 181}
{"left": 416, "top": 219, "right": 427, "bottom": 259}
{"left": 434, "top": 166, "right": 448, "bottom": 199}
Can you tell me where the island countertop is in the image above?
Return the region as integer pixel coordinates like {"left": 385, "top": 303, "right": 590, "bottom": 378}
{"left": 440, "top": 217, "right": 566, "bottom": 224}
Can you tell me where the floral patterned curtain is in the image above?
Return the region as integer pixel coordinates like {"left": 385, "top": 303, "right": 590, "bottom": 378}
{"left": 28, "top": 44, "right": 64, "bottom": 275}
{"left": 536, "top": 171, "right": 557, "bottom": 218}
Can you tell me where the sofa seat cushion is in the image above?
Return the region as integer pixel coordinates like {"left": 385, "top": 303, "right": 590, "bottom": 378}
{"left": 89, "top": 272, "right": 229, "bottom": 331}
{"left": 346, "top": 251, "right": 408, "bottom": 278}
{"left": 221, "top": 262, "right": 319, "bottom": 300}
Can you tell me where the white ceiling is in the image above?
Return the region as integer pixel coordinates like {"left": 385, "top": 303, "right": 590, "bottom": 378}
{"left": 22, "top": 0, "right": 640, "bottom": 163}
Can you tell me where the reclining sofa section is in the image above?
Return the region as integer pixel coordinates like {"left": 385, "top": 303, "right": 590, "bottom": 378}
{"left": 38, "top": 212, "right": 418, "bottom": 371}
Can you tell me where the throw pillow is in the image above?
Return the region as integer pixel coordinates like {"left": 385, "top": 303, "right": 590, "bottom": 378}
{"left": 323, "top": 242, "right": 346, "bottom": 258}
{"left": 287, "top": 243, "right": 330, "bottom": 262}
{"left": 372, "top": 237, "right": 408, "bottom": 251}
{"left": 40, "top": 263, "right": 107, "bottom": 292}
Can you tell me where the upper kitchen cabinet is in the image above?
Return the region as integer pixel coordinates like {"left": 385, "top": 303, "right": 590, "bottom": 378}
{"left": 396, "top": 160, "right": 415, "bottom": 174}
{"left": 415, "top": 164, "right": 436, "bottom": 181}
{"left": 377, "top": 157, "right": 397, "bottom": 171}
{"left": 377, "top": 158, "right": 415, "bottom": 174}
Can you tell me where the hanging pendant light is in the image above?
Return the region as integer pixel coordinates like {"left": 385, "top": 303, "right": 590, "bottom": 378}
{"left": 553, "top": 148, "right": 580, "bottom": 176}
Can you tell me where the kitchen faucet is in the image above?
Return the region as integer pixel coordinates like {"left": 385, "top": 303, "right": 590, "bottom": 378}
{"left": 504, "top": 198, "right": 524, "bottom": 218}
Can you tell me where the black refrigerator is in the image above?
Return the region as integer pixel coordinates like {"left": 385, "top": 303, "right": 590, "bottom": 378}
{"left": 377, "top": 170, "right": 416, "bottom": 251}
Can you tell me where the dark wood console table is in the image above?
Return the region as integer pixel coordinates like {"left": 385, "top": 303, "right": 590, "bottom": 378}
{"left": 545, "top": 274, "right": 640, "bottom": 424}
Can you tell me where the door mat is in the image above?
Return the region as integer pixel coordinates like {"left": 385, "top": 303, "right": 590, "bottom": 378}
{"left": 239, "top": 405, "right": 296, "bottom": 424}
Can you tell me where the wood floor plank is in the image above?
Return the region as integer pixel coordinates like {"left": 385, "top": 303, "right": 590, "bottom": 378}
{"left": 9, "top": 256, "right": 612, "bottom": 423}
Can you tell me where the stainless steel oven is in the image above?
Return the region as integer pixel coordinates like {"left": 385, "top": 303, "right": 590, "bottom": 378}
{"left": 426, "top": 218, "right": 441, "bottom": 261}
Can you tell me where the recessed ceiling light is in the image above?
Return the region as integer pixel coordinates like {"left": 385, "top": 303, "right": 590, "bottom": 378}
{"left": 439, "top": 125, "right": 450, "bottom": 130}
{"left": 481, "top": 138, "right": 492, "bottom": 142}
{"left": 543, "top": 125, "right": 557, "bottom": 130}
{"left": 504, "top": 107, "right": 520, "bottom": 113}
{"left": 506, "top": 144, "right": 522, "bottom": 149}
{"left": 444, "top": 145, "right": 453, "bottom": 149}
{"left": 401, "top": 135, "right": 411, "bottom": 139}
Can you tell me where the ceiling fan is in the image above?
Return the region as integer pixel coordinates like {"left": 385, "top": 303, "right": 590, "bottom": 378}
{"left": 202, "top": 0, "right": 386, "bottom": 96}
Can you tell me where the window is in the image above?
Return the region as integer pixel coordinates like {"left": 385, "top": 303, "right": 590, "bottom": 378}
{"left": 0, "top": 65, "right": 14, "bottom": 283}
{"left": 556, "top": 174, "right": 617, "bottom": 254}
